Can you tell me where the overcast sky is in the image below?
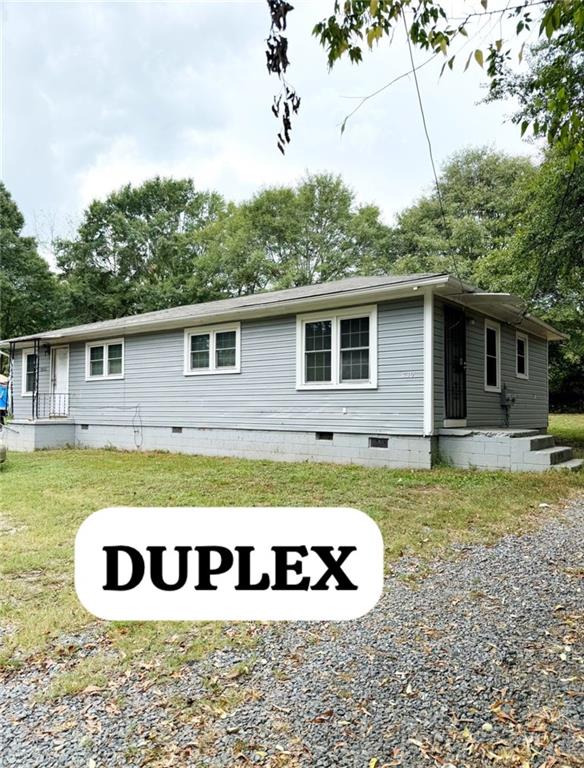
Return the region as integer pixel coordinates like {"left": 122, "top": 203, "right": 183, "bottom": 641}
{"left": 2, "top": 0, "right": 540, "bottom": 258}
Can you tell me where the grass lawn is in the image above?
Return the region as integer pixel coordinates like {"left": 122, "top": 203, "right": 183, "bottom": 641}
{"left": 549, "top": 412, "right": 584, "bottom": 457}
{"left": 1, "top": 421, "right": 583, "bottom": 695}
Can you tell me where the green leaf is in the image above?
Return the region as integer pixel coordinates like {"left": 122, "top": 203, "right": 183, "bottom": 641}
{"left": 480, "top": 0, "right": 488, "bottom": 9}
{"left": 520, "top": 120, "right": 530, "bottom": 136}
{"left": 369, "top": 0, "right": 379, "bottom": 16}
{"left": 474, "top": 49, "right": 484, "bottom": 67}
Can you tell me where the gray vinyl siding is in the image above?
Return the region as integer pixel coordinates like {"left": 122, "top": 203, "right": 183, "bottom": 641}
{"left": 59, "top": 298, "right": 425, "bottom": 435}
{"left": 465, "top": 311, "right": 548, "bottom": 429}
{"left": 433, "top": 299, "right": 548, "bottom": 429}
{"left": 11, "top": 347, "right": 51, "bottom": 421}
{"left": 10, "top": 295, "right": 550, "bottom": 435}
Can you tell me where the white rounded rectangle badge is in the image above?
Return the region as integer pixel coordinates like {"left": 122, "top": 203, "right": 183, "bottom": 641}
{"left": 75, "top": 507, "right": 383, "bottom": 621}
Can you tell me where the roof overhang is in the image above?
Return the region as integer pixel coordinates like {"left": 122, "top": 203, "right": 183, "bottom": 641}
{"left": 435, "top": 290, "right": 567, "bottom": 341}
{"left": 1, "top": 275, "right": 566, "bottom": 347}
{"left": 1, "top": 274, "right": 453, "bottom": 348}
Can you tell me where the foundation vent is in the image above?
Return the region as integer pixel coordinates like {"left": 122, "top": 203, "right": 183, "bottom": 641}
{"left": 315, "top": 432, "right": 333, "bottom": 441}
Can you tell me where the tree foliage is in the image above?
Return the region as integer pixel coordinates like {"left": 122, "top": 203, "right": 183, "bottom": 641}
{"left": 56, "top": 177, "right": 227, "bottom": 323}
{"left": 0, "top": 183, "right": 63, "bottom": 347}
{"left": 204, "top": 173, "right": 393, "bottom": 290}
{"left": 263, "top": 0, "right": 584, "bottom": 160}
{"left": 477, "top": 148, "right": 584, "bottom": 405}
{"left": 386, "top": 148, "right": 537, "bottom": 278}
{"left": 55, "top": 174, "right": 393, "bottom": 322}
{"left": 489, "top": 10, "right": 584, "bottom": 166}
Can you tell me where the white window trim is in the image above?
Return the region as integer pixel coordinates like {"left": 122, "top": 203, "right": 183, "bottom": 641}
{"left": 184, "top": 322, "right": 241, "bottom": 376}
{"left": 296, "top": 305, "right": 378, "bottom": 390}
{"left": 85, "top": 338, "right": 125, "bottom": 381}
{"left": 484, "top": 319, "right": 501, "bottom": 393}
{"left": 21, "top": 348, "right": 36, "bottom": 397}
{"left": 516, "top": 331, "right": 529, "bottom": 379}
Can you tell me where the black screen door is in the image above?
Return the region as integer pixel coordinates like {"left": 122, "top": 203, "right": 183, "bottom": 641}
{"left": 444, "top": 305, "right": 467, "bottom": 420}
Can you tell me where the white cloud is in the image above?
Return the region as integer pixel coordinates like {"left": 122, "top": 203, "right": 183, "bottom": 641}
{"left": 75, "top": 130, "right": 304, "bottom": 209}
{"left": 5, "top": 0, "right": 540, "bottom": 243}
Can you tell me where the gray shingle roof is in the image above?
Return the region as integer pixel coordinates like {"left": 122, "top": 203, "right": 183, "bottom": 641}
{"left": 2, "top": 273, "right": 448, "bottom": 344}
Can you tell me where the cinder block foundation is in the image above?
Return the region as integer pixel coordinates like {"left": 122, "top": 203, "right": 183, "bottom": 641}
{"left": 73, "top": 424, "right": 434, "bottom": 469}
{"left": 3, "top": 420, "right": 433, "bottom": 469}
{"left": 4, "top": 420, "right": 76, "bottom": 451}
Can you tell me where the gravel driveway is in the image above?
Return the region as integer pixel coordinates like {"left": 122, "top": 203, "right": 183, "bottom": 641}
{"left": 1, "top": 501, "right": 583, "bottom": 768}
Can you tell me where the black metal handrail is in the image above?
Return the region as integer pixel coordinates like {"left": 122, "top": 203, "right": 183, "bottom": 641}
{"left": 36, "top": 393, "right": 70, "bottom": 418}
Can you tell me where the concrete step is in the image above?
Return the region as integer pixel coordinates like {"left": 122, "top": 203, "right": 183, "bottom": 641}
{"left": 528, "top": 435, "right": 556, "bottom": 451}
{"left": 524, "top": 446, "right": 573, "bottom": 466}
{"left": 552, "top": 457, "right": 583, "bottom": 471}
{"left": 507, "top": 429, "right": 542, "bottom": 438}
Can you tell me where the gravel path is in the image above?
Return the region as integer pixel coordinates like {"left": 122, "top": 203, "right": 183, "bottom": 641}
{"left": 1, "top": 501, "right": 583, "bottom": 768}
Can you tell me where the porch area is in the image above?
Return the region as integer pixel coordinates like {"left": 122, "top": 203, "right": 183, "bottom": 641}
{"left": 2, "top": 419, "right": 75, "bottom": 451}
{"left": 437, "top": 427, "right": 583, "bottom": 472}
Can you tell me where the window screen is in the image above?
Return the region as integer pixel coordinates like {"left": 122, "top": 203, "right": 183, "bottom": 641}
{"left": 517, "top": 336, "right": 527, "bottom": 377}
{"left": 25, "top": 353, "right": 37, "bottom": 394}
{"left": 216, "top": 330, "right": 237, "bottom": 368}
{"left": 340, "top": 316, "right": 370, "bottom": 381}
{"left": 485, "top": 326, "right": 499, "bottom": 388}
{"left": 107, "top": 344, "right": 123, "bottom": 376}
{"left": 305, "top": 320, "right": 332, "bottom": 383}
{"left": 89, "top": 346, "right": 104, "bottom": 377}
{"left": 190, "top": 334, "right": 210, "bottom": 369}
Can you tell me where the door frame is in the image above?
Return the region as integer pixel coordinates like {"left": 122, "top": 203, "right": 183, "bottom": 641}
{"left": 443, "top": 304, "right": 467, "bottom": 425}
{"left": 50, "top": 345, "right": 70, "bottom": 416}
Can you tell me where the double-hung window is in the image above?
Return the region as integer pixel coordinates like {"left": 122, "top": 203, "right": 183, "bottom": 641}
{"left": 297, "top": 306, "right": 377, "bottom": 389}
{"left": 484, "top": 320, "right": 501, "bottom": 392}
{"left": 184, "top": 323, "right": 240, "bottom": 375}
{"left": 22, "top": 350, "right": 38, "bottom": 396}
{"left": 85, "top": 339, "right": 124, "bottom": 380}
{"left": 516, "top": 332, "right": 529, "bottom": 379}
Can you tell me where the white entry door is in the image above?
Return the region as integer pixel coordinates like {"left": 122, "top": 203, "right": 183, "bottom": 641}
{"left": 50, "top": 346, "right": 69, "bottom": 416}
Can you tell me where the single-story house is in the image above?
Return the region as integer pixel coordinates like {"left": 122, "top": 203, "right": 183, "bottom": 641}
{"left": 1, "top": 273, "right": 580, "bottom": 471}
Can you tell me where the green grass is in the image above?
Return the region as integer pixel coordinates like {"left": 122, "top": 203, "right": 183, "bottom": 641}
{"left": 549, "top": 413, "right": 584, "bottom": 457}
{"left": 1, "top": 438, "right": 583, "bottom": 692}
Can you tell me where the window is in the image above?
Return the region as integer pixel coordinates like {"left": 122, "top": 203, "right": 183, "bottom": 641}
{"left": 484, "top": 320, "right": 501, "bottom": 392}
{"left": 516, "top": 332, "right": 529, "bottom": 379}
{"left": 305, "top": 321, "right": 332, "bottom": 383}
{"left": 340, "top": 316, "right": 370, "bottom": 382}
{"left": 184, "top": 324, "right": 240, "bottom": 375}
{"left": 85, "top": 339, "right": 125, "bottom": 380}
{"left": 22, "top": 350, "right": 38, "bottom": 396}
{"left": 369, "top": 436, "right": 389, "bottom": 449}
{"left": 297, "top": 306, "right": 377, "bottom": 389}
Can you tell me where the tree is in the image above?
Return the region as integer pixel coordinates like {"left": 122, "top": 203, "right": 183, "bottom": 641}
{"left": 488, "top": 8, "right": 584, "bottom": 165}
{"left": 205, "top": 174, "right": 394, "bottom": 290}
{"left": 56, "top": 177, "right": 227, "bottom": 324}
{"left": 477, "top": 148, "right": 584, "bottom": 407}
{"left": 265, "top": 0, "right": 584, "bottom": 159}
{"left": 0, "top": 183, "right": 63, "bottom": 349}
{"left": 385, "top": 148, "right": 537, "bottom": 279}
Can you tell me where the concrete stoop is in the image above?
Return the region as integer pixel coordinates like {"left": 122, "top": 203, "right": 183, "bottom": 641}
{"left": 438, "top": 428, "right": 583, "bottom": 472}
